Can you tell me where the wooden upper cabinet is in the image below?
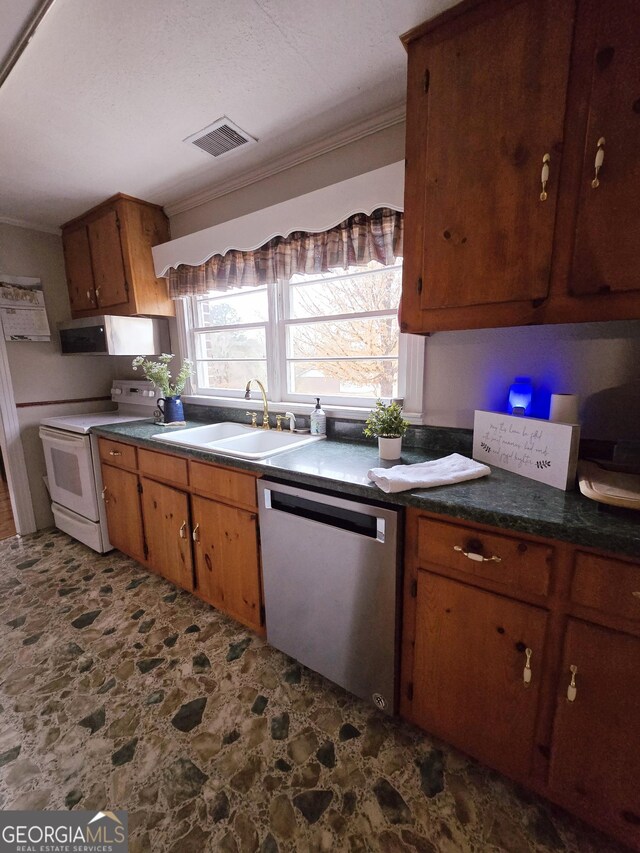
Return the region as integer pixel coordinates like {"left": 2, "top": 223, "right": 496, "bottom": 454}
{"left": 401, "top": 0, "right": 575, "bottom": 331}
{"left": 61, "top": 194, "right": 173, "bottom": 319}
{"left": 549, "top": 619, "right": 640, "bottom": 844}
{"left": 87, "top": 209, "right": 128, "bottom": 308}
{"left": 400, "top": 0, "right": 640, "bottom": 332}
{"left": 569, "top": 0, "right": 640, "bottom": 297}
{"left": 62, "top": 226, "right": 97, "bottom": 313}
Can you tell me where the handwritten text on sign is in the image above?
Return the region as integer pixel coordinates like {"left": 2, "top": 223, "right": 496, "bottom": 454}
{"left": 472, "top": 410, "right": 580, "bottom": 491}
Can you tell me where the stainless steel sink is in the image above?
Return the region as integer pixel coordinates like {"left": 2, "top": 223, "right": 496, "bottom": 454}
{"left": 151, "top": 422, "right": 325, "bottom": 460}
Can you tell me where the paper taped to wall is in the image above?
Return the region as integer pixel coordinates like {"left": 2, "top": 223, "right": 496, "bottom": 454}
{"left": 0, "top": 275, "right": 50, "bottom": 341}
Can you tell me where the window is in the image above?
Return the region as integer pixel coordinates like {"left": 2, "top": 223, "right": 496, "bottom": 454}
{"left": 184, "top": 259, "right": 423, "bottom": 413}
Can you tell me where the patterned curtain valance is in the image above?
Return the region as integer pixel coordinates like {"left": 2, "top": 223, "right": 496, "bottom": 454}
{"left": 167, "top": 207, "right": 403, "bottom": 298}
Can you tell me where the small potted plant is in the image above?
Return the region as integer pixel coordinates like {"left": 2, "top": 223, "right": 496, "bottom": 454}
{"left": 132, "top": 353, "right": 193, "bottom": 424}
{"left": 363, "top": 399, "right": 409, "bottom": 460}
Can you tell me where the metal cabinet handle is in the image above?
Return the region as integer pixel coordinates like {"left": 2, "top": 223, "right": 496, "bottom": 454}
{"left": 95, "top": 286, "right": 101, "bottom": 300}
{"left": 86, "top": 290, "right": 91, "bottom": 302}
{"left": 453, "top": 545, "right": 502, "bottom": 563}
{"left": 567, "top": 664, "right": 578, "bottom": 702}
{"left": 591, "top": 137, "right": 605, "bottom": 188}
{"left": 192, "top": 523, "right": 200, "bottom": 543}
{"left": 632, "top": 591, "right": 640, "bottom": 599}
{"left": 179, "top": 521, "right": 187, "bottom": 539}
{"left": 101, "top": 486, "right": 108, "bottom": 503}
{"left": 540, "top": 153, "right": 551, "bottom": 201}
{"left": 109, "top": 450, "right": 122, "bottom": 457}
{"left": 523, "top": 647, "right": 533, "bottom": 685}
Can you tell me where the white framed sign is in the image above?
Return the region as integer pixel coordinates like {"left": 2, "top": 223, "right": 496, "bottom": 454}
{"left": 473, "top": 410, "right": 580, "bottom": 491}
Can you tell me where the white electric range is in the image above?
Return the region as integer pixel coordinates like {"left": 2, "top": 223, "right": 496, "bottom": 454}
{"left": 39, "top": 379, "right": 161, "bottom": 552}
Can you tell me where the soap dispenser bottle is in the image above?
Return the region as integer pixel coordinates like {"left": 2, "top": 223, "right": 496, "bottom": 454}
{"left": 310, "top": 397, "right": 326, "bottom": 435}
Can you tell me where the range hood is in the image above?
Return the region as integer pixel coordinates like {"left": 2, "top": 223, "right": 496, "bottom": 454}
{"left": 58, "top": 315, "right": 170, "bottom": 356}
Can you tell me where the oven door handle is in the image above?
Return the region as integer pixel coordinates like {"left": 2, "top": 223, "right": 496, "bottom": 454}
{"left": 39, "top": 426, "right": 88, "bottom": 447}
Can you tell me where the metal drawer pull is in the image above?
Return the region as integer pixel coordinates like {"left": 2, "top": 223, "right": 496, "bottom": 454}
{"left": 540, "top": 153, "right": 551, "bottom": 201}
{"left": 632, "top": 591, "right": 640, "bottom": 599}
{"left": 101, "top": 486, "right": 108, "bottom": 503}
{"left": 192, "top": 523, "right": 200, "bottom": 543}
{"left": 86, "top": 290, "right": 91, "bottom": 301}
{"left": 179, "top": 521, "right": 187, "bottom": 539}
{"left": 523, "top": 647, "right": 533, "bottom": 685}
{"left": 567, "top": 664, "right": 578, "bottom": 702}
{"left": 591, "top": 137, "right": 605, "bottom": 188}
{"left": 109, "top": 450, "right": 122, "bottom": 457}
{"left": 453, "top": 545, "right": 502, "bottom": 563}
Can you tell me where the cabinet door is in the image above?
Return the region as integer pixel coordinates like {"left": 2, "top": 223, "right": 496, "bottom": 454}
{"left": 140, "top": 477, "right": 193, "bottom": 591}
{"left": 192, "top": 495, "right": 262, "bottom": 631}
{"left": 549, "top": 619, "right": 640, "bottom": 839}
{"left": 87, "top": 209, "right": 129, "bottom": 309}
{"left": 412, "top": 572, "right": 547, "bottom": 779}
{"left": 402, "top": 0, "right": 574, "bottom": 326}
{"left": 102, "top": 465, "right": 145, "bottom": 563}
{"left": 62, "top": 227, "right": 97, "bottom": 312}
{"left": 569, "top": 0, "right": 640, "bottom": 296}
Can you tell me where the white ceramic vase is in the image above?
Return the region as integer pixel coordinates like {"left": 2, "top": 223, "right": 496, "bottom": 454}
{"left": 378, "top": 436, "right": 402, "bottom": 460}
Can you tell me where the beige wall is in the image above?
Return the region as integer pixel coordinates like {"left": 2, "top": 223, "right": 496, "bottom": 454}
{"left": 423, "top": 321, "right": 640, "bottom": 440}
{"left": 170, "top": 123, "right": 406, "bottom": 238}
{"left": 0, "top": 223, "right": 120, "bottom": 529}
{"left": 169, "top": 122, "right": 639, "bottom": 444}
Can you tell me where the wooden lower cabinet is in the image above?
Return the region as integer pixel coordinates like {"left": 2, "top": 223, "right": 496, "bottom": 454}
{"left": 192, "top": 494, "right": 262, "bottom": 632}
{"left": 101, "top": 465, "right": 145, "bottom": 563}
{"left": 549, "top": 619, "right": 640, "bottom": 845}
{"left": 100, "top": 446, "right": 264, "bottom": 632}
{"left": 412, "top": 571, "right": 548, "bottom": 779}
{"left": 140, "top": 477, "right": 193, "bottom": 591}
{"left": 403, "top": 508, "right": 640, "bottom": 851}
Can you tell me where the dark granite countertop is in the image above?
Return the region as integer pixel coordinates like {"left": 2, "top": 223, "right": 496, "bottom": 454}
{"left": 93, "top": 419, "right": 640, "bottom": 559}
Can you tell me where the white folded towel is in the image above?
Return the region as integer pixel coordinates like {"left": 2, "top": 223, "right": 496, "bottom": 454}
{"left": 367, "top": 453, "right": 491, "bottom": 494}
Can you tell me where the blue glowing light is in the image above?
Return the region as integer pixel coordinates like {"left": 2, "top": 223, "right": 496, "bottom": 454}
{"left": 508, "top": 376, "right": 533, "bottom": 416}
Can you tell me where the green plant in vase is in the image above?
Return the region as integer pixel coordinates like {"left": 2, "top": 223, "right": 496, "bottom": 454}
{"left": 364, "top": 399, "right": 409, "bottom": 460}
{"left": 132, "top": 353, "right": 193, "bottom": 423}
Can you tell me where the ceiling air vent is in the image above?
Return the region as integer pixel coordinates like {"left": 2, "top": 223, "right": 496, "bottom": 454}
{"left": 184, "top": 117, "right": 257, "bottom": 159}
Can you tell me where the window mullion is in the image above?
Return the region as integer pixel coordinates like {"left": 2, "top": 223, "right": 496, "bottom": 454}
{"left": 266, "top": 281, "right": 282, "bottom": 402}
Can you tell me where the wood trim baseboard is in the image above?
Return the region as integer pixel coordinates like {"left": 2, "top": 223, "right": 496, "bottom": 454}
{"left": 16, "top": 395, "right": 112, "bottom": 409}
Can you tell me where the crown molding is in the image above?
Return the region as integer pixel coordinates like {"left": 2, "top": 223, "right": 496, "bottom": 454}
{"left": 165, "top": 102, "right": 406, "bottom": 218}
{"left": 0, "top": 216, "right": 61, "bottom": 236}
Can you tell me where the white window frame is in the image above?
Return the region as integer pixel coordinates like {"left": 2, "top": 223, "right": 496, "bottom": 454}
{"left": 179, "top": 264, "right": 425, "bottom": 420}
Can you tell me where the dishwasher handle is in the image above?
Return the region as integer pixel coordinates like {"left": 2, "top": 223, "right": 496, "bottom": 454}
{"left": 262, "top": 487, "right": 386, "bottom": 542}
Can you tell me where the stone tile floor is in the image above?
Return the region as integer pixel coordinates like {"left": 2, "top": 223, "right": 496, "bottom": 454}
{"left": 0, "top": 529, "right": 627, "bottom": 852}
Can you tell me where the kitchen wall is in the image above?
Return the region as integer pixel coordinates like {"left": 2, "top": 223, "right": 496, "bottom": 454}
{"left": 169, "top": 123, "right": 406, "bottom": 238}
{"left": 423, "top": 321, "right": 640, "bottom": 440}
{"left": 0, "top": 223, "right": 119, "bottom": 528}
{"left": 168, "top": 123, "right": 640, "bottom": 443}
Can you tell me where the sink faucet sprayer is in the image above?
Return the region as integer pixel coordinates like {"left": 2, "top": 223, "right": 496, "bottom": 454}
{"left": 245, "top": 379, "right": 270, "bottom": 429}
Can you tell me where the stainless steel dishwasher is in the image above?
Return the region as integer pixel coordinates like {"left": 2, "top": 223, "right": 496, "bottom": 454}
{"left": 257, "top": 479, "right": 400, "bottom": 714}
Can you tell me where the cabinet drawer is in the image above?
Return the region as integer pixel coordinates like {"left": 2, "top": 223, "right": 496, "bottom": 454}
{"left": 572, "top": 552, "right": 640, "bottom": 623}
{"left": 98, "top": 438, "right": 137, "bottom": 470}
{"left": 138, "top": 448, "right": 188, "bottom": 487}
{"left": 416, "top": 517, "right": 552, "bottom": 598}
{"left": 189, "top": 460, "right": 258, "bottom": 509}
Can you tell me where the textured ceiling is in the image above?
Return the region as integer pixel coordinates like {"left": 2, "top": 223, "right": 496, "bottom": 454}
{"left": 0, "top": 0, "right": 454, "bottom": 230}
